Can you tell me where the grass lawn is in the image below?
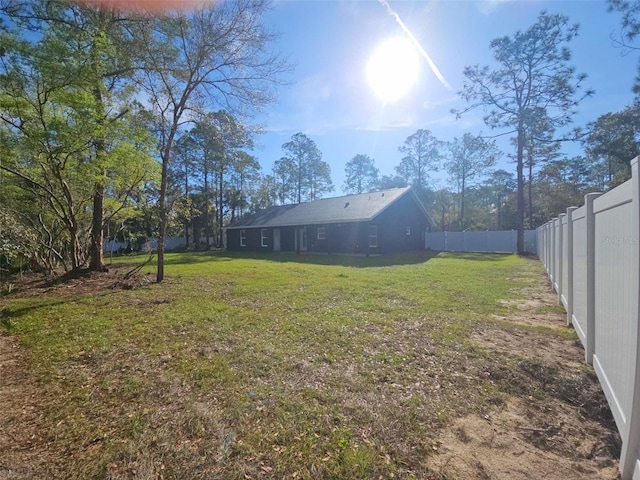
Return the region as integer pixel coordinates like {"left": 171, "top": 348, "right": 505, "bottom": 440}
{"left": 0, "top": 251, "right": 615, "bottom": 479}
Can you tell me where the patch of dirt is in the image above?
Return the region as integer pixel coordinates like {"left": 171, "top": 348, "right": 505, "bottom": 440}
{"left": 0, "top": 264, "right": 155, "bottom": 479}
{"left": 0, "top": 334, "right": 49, "bottom": 479}
{"left": 493, "top": 278, "right": 567, "bottom": 329}
{"left": 426, "top": 269, "right": 621, "bottom": 480}
{"left": 0, "top": 265, "right": 153, "bottom": 299}
{"left": 429, "top": 398, "right": 618, "bottom": 480}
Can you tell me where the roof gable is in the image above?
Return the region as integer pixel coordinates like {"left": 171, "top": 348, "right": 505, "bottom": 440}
{"left": 227, "top": 187, "right": 434, "bottom": 229}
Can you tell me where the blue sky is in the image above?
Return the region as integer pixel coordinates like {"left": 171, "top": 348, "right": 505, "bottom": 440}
{"left": 252, "top": 0, "right": 639, "bottom": 194}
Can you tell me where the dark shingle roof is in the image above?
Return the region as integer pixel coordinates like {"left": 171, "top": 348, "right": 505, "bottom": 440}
{"left": 227, "top": 187, "right": 433, "bottom": 229}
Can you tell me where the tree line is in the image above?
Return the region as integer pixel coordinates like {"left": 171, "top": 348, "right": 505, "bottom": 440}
{"left": 1, "top": 1, "right": 639, "bottom": 278}
{"left": 0, "top": 0, "right": 287, "bottom": 281}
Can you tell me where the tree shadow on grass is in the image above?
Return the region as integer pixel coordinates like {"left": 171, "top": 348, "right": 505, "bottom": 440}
{"left": 139, "top": 249, "right": 441, "bottom": 268}
{"left": 241, "top": 250, "right": 441, "bottom": 267}
{"left": 1, "top": 298, "right": 72, "bottom": 330}
{"left": 110, "top": 250, "right": 515, "bottom": 270}
{"left": 434, "top": 252, "right": 517, "bottom": 262}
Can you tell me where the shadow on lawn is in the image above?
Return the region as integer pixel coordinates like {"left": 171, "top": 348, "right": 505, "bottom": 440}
{"left": 1, "top": 298, "right": 71, "bottom": 328}
{"left": 233, "top": 250, "right": 442, "bottom": 267}
{"left": 111, "top": 250, "right": 514, "bottom": 269}
{"left": 115, "top": 249, "right": 441, "bottom": 268}
{"left": 436, "top": 252, "right": 517, "bottom": 262}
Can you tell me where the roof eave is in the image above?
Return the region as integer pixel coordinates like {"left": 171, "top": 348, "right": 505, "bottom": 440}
{"left": 225, "top": 217, "right": 374, "bottom": 230}
{"left": 368, "top": 187, "right": 434, "bottom": 227}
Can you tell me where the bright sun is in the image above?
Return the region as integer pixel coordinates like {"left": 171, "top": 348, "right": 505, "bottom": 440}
{"left": 366, "top": 36, "right": 419, "bottom": 103}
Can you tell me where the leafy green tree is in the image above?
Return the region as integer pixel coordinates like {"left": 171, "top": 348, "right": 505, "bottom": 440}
{"left": 519, "top": 107, "right": 560, "bottom": 229}
{"left": 250, "top": 174, "right": 279, "bottom": 211}
{"left": 281, "top": 132, "right": 332, "bottom": 203}
{"left": 584, "top": 105, "right": 640, "bottom": 188}
{"left": 396, "top": 129, "right": 441, "bottom": 191}
{"left": 445, "top": 133, "right": 499, "bottom": 230}
{"left": 305, "top": 151, "right": 333, "bottom": 201}
{"left": 487, "top": 169, "right": 517, "bottom": 230}
{"left": 534, "top": 156, "right": 592, "bottom": 222}
{"left": 1, "top": 0, "right": 155, "bottom": 272}
{"left": 455, "top": 12, "right": 592, "bottom": 254}
{"left": 172, "top": 112, "right": 253, "bottom": 248}
{"left": 431, "top": 188, "right": 457, "bottom": 231}
{"left": 377, "top": 174, "right": 407, "bottom": 189}
{"left": 228, "top": 151, "right": 260, "bottom": 219}
{"left": 343, "top": 154, "right": 379, "bottom": 194}
{"left": 609, "top": 0, "right": 640, "bottom": 96}
{"left": 137, "top": 0, "right": 287, "bottom": 281}
{"left": 273, "top": 156, "right": 297, "bottom": 205}
{"left": 173, "top": 132, "right": 200, "bottom": 247}
{"left": 204, "top": 112, "right": 252, "bottom": 247}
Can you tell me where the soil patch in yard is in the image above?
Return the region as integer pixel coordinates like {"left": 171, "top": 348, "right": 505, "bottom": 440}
{"left": 426, "top": 269, "right": 621, "bottom": 480}
{"left": 0, "top": 334, "right": 49, "bottom": 479}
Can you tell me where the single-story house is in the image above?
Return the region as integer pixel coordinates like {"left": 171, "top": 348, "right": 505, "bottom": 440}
{"left": 225, "top": 187, "right": 435, "bottom": 254}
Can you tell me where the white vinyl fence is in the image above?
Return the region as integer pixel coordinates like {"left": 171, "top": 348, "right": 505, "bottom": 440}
{"left": 426, "top": 229, "right": 537, "bottom": 253}
{"left": 104, "top": 237, "right": 186, "bottom": 253}
{"left": 537, "top": 157, "right": 640, "bottom": 480}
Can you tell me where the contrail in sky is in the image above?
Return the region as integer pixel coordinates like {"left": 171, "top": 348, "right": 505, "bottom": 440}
{"left": 378, "top": 0, "right": 453, "bottom": 91}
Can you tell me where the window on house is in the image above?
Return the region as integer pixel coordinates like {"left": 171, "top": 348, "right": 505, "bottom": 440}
{"left": 261, "top": 229, "right": 268, "bottom": 247}
{"left": 368, "top": 225, "right": 378, "bottom": 248}
{"left": 317, "top": 226, "right": 326, "bottom": 240}
{"left": 405, "top": 226, "right": 411, "bottom": 236}
{"left": 240, "top": 230, "right": 246, "bottom": 247}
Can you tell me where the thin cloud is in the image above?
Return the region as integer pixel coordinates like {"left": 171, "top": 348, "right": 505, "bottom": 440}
{"left": 378, "top": 0, "right": 453, "bottom": 91}
{"left": 422, "top": 94, "right": 460, "bottom": 111}
{"left": 476, "top": 0, "right": 516, "bottom": 16}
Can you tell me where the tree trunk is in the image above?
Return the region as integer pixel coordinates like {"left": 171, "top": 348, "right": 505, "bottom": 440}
{"left": 56, "top": 170, "right": 83, "bottom": 270}
{"left": 218, "top": 166, "right": 224, "bottom": 247}
{"left": 88, "top": 74, "right": 107, "bottom": 271}
{"left": 184, "top": 164, "right": 190, "bottom": 248}
{"left": 89, "top": 177, "right": 106, "bottom": 271}
{"left": 204, "top": 163, "right": 210, "bottom": 249}
{"left": 527, "top": 143, "right": 534, "bottom": 230}
{"left": 69, "top": 219, "right": 82, "bottom": 271}
{"left": 157, "top": 158, "right": 168, "bottom": 282}
{"left": 516, "top": 126, "right": 526, "bottom": 255}
{"left": 157, "top": 127, "right": 177, "bottom": 282}
{"left": 460, "top": 177, "right": 466, "bottom": 231}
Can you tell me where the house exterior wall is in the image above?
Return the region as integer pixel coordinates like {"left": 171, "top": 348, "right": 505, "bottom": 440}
{"left": 227, "top": 227, "right": 261, "bottom": 251}
{"left": 373, "top": 193, "right": 429, "bottom": 253}
{"left": 225, "top": 193, "right": 430, "bottom": 254}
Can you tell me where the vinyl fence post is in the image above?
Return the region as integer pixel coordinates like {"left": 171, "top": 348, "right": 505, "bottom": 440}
{"left": 544, "top": 224, "right": 548, "bottom": 264}
{"left": 620, "top": 157, "right": 640, "bottom": 480}
{"left": 565, "top": 207, "right": 577, "bottom": 327}
{"left": 545, "top": 222, "right": 551, "bottom": 277}
{"left": 557, "top": 214, "right": 565, "bottom": 305}
{"left": 550, "top": 220, "right": 556, "bottom": 288}
{"left": 546, "top": 222, "right": 551, "bottom": 279}
{"left": 584, "top": 192, "right": 601, "bottom": 365}
{"left": 551, "top": 217, "right": 558, "bottom": 292}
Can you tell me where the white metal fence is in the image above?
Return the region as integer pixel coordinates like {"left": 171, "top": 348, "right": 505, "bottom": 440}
{"left": 426, "top": 230, "right": 537, "bottom": 253}
{"left": 537, "top": 156, "right": 640, "bottom": 480}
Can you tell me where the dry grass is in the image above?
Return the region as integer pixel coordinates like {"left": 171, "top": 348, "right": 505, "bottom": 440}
{"left": 0, "top": 251, "right": 620, "bottom": 479}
